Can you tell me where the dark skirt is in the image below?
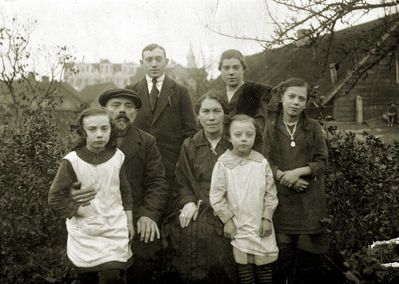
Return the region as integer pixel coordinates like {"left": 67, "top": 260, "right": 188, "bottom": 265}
{"left": 164, "top": 205, "right": 238, "bottom": 283}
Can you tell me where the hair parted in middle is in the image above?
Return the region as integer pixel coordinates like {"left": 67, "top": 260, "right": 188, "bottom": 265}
{"left": 271, "top": 77, "right": 310, "bottom": 103}
{"left": 269, "top": 78, "right": 312, "bottom": 133}
{"left": 141, "top": 43, "right": 167, "bottom": 59}
{"left": 194, "top": 89, "right": 227, "bottom": 115}
{"left": 71, "top": 107, "right": 115, "bottom": 150}
{"left": 218, "top": 49, "right": 248, "bottom": 71}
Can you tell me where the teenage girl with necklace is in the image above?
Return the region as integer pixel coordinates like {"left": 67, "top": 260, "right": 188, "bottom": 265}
{"left": 262, "top": 78, "right": 329, "bottom": 283}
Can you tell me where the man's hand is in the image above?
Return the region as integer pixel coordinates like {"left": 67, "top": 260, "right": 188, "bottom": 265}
{"left": 70, "top": 181, "right": 96, "bottom": 206}
{"left": 223, "top": 219, "right": 237, "bottom": 240}
{"left": 137, "top": 216, "right": 160, "bottom": 243}
{"left": 179, "top": 202, "right": 198, "bottom": 228}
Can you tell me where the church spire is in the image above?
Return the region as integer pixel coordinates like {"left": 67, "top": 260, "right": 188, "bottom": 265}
{"left": 186, "top": 44, "right": 197, "bottom": 68}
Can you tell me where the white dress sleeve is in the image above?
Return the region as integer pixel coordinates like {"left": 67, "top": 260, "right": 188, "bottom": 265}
{"left": 210, "top": 161, "right": 235, "bottom": 223}
{"left": 262, "top": 159, "right": 278, "bottom": 221}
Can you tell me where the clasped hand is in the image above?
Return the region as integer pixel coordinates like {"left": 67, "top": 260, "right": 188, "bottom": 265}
{"left": 280, "top": 170, "right": 309, "bottom": 192}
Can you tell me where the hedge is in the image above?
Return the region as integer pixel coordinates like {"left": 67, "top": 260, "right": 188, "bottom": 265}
{"left": 1, "top": 113, "right": 398, "bottom": 283}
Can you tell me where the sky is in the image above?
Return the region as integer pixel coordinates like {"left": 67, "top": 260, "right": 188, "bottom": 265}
{"left": 0, "top": 0, "right": 395, "bottom": 78}
{"left": 1, "top": 0, "right": 275, "bottom": 77}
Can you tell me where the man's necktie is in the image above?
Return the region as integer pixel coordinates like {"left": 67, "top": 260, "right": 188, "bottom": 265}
{"left": 150, "top": 78, "right": 159, "bottom": 111}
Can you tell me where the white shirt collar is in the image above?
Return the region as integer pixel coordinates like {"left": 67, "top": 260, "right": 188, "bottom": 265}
{"left": 146, "top": 74, "right": 165, "bottom": 94}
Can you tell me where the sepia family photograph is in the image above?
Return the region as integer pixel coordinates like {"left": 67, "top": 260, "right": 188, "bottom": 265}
{"left": 0, "top": 0, "right": 398, "bottom": 283}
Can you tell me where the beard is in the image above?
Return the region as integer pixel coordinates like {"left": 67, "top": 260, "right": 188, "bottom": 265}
{"left": 112, "top": 114, "right": 131, "bottom": 133}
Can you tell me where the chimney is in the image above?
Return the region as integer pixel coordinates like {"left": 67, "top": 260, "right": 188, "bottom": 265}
{"left": 329, "top": 63, "right": 338, "bottom": 86}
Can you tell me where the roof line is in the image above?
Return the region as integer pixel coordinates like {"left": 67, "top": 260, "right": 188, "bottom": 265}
{"left": 322, "top": 19, "right": 399, "bottom": 105}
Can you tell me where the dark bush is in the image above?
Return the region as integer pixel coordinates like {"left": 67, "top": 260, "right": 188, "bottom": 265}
{"left": 0, "top": 108, "right": 72, "bottom": 283}
{"left": 1, "top": 115, "right": 398, "bottom": 283}
{"left": 324, "top": 127, "right": 399, "bottom": 282}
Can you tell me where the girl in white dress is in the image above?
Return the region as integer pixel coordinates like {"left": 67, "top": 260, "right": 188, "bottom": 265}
{"left": 210, "top": 114, "right": 278, "bottom": 284}
{"left": 49, "top": 107, "right": 134, "bottom": 284}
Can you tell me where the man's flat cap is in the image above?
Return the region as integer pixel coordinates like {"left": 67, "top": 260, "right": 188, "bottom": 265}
{"left": 98, "top": 88, "right": 142, "bottom": 108}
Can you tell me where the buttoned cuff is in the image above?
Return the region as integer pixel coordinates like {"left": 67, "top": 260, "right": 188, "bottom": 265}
{"left": 307, "top": 162, "right": 324, "bottom": 177}
{"left": 262, "top": 208, "right": 274, "bottom": 221}
{"left": 179, "top": 194, "right": 197, "bottom": 208}
{"left": 66, "top": 203, "right": 79, "bottom": 219}
{"left": 217, "top": 209, "right": 235, "bottom": 224}
{"left": 271, "top": 166, "right": 279, "bottom": 180}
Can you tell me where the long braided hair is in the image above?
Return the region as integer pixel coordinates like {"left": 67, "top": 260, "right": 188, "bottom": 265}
{"left": 267, "top": 78, "right": 314, "bottom": 152}
{"left": 271, "top": 78, "right": 310, "bottom": 126}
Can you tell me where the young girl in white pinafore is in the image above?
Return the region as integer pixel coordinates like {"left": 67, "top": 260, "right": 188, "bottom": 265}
{"left": 49, "top": 107, "right": 134, "bottom": 284}
{"left": 210, "top": 114, "right": 278, "bottom": 284}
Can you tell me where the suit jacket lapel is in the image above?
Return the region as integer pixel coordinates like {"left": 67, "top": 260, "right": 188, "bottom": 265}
{"left": 118, "top": 126, "right": 141, "bottom": 161}
{"left": 152, "top": 76, "right": 173, "bottom": 124}
{"left": 138, "top": 79, "right": 153, "bottom": 122}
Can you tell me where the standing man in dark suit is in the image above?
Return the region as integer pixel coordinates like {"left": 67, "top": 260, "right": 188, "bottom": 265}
{"left": 127, "top": 44, "right": 197, "bottom": 186}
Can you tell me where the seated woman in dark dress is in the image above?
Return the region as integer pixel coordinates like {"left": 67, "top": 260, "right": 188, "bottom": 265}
{"left": 164, "top": 90, "right": 237, "bottom": 283}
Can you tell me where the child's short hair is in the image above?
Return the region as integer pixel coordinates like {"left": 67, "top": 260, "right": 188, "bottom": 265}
{"left": 194, "top": 89, "right": 227, "bottom": 115}
{"left": 225, "top": 114, "right": 262, "bottom": 149}
{"left": 218, "top": 49, "right": 248, "bottom": 71}
{"left": 72, "top": 107, "right": 114, "bottom": 150}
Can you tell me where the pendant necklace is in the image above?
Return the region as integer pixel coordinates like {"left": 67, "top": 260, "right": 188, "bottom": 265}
{"left": 283, "top": 120, "right": 298, "bottom": 148}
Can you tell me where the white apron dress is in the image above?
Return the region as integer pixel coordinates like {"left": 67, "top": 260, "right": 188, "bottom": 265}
{"left": 64, "top": 149, "right": 132, "bottom": 268}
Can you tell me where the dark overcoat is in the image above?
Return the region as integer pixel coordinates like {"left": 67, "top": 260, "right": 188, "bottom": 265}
{"left": 117, "top": 126, "right": 169, "bottom": 258}
{"left": 222, "top": 82, "right": 272, "bottom": 132}
{"left": 117, "top": 126, "right": 169, "bottom": 224}
{"left": 128, "top": 76, "right": 197, "bottom": 180}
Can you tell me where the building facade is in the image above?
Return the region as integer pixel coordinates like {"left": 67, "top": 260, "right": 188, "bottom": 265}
{"left": 63, "top": 59, "right": 139, "bottom": 91}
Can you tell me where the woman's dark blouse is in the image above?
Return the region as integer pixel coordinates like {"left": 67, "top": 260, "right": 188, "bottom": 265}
{"left": 166, "top": 130, "right": 235, "bottom": 282}
{"left": 175, "top": 130, "right": 231, "bottom": 209}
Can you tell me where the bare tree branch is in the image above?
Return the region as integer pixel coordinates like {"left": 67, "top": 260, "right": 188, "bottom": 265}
{"left": 0, "top": 18, "right": 75, "bottom": 130}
